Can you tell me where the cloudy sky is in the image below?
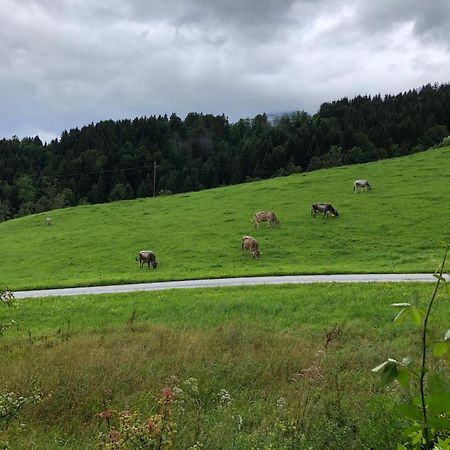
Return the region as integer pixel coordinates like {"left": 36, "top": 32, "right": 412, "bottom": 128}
{"left": 1, "top": 0, "right": 449, "bottom": 142}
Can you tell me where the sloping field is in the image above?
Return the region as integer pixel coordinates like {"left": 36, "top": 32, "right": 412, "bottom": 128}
{"left": 1, "top": 147, "right": 449, "bottom": 290}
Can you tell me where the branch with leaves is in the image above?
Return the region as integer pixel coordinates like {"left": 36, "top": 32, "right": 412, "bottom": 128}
{"left": 373, "top": 244, "right": 450, "bottom": 449}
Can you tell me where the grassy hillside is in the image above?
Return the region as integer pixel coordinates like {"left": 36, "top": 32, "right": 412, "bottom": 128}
{"left": 1, "top": 147, "right": 449, "bottom": 290}
{"left": 1, "top": 283, "right": 449, "bottom": 449}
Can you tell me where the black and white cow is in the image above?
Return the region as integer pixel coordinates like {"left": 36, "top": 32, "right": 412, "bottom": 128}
{"left": 353, "top": 179, "right": 372, "bottom": 193}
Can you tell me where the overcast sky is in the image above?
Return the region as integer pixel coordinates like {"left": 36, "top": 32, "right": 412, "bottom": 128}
{"left": 1, "top": 0, "right": 449, "bottom": 143}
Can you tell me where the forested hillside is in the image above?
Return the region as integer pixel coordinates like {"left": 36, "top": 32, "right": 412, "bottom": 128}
{"left": 0, "top": 83, "right": 449, "bottom": 221}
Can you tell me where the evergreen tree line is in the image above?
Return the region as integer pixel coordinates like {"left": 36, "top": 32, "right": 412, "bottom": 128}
{"left": 0, "top": 83, "right": 449, "bottom": 222}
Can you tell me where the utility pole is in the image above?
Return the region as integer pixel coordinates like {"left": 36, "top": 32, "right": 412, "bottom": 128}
{"left": 153, "top": 160, "right": 158, "bottom": 197}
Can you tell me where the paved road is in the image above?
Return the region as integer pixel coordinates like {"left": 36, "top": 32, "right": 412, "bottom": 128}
{"left": 13, "top": 273, "right": 446, "bottom": 299}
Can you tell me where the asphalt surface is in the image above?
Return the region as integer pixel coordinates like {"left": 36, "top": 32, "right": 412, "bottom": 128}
{"left": 12, "top": 273, "right": 447, "bottom": 299}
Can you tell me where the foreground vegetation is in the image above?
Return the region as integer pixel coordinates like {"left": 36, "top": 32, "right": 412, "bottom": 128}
{"left": 1, "top": 147, "right": 450, "bottom": 291}
{"left": 1, "top": 283, "right": 449, "bottom": 448}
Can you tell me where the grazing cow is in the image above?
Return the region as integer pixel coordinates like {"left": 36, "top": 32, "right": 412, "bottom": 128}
{"left": 353, "top": 179, "right": 372, "bottom": 193}
{"left": 311, "top": 203, "right": 339, "bottom": 218}
{"left": 241, "top": 235, "right": 261, "bottom": 258}
{"left": 252, "top": 211, "right": 280, "bottom": 228}
{"left": 136, "top": 250, "right": 158, "bottom": 269}
{"left": 45, "top": 217, "right": 52, "bottom": 226}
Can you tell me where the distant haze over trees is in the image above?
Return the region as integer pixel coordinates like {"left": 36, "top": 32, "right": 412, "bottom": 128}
{"left": 0, "top": 83, "right": 449, "bottom": 222}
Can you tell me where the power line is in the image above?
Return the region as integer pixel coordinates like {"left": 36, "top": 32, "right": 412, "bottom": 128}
{"left": 0, "top": 163, "right": 158, "bottom": 183}
{"left": 153, "top": 160, "right": 160, "bottom": 197}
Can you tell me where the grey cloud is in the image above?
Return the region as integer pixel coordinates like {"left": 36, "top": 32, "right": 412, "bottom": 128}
{"left": 0, "top": 0, "right": 449, "bottom": 141}
{"left": 354, "top": 0, "right": 450, "bottom": 47}
{"left": 413, "top": 1, "right": 450, "bottom": 45}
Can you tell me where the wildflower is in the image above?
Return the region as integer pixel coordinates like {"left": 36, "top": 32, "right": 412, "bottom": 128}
{"left": 276, "top": 396, "right": 287, "bottom": 409}
{"left": 108, "top": 430, "right": 122, "bottom": 443}
{"left": 165, "top": 375, "right": 179, "bottom": 388}
{"left": 234, "top": 414, "right": 243, "bottom": 432}
{"left": 172, "top": 386, "right": 184, "bottom": 398}
{"left": 97, "top": 409, "right": 114, "bottom": 421}
{"left": 218, "top": 388, "right": 232, "bottom": 406}
{"left": 292, "top": 365, "right": 323, "bottom": 383}
{"left": 145, "top": 419, "right": 156, "bottom": 433}
{"left": 183, "top": 377, "right": 199, "bottom": 395}
{"left": 145, "top": 414, "right": 162, "bottom": 435}
{"left": 162, "top": 387, "right": 173, "bottom": 400}
{"left": 299, "top": 365, "right": 323, "bottom": 382}
{"left": 118, "top": 410, "right": 134, "bottom": 424}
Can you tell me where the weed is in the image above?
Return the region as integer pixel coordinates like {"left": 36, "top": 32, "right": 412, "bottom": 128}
{"left": 0, "top": 390, "right": 43, "bottom": 430}
{"left": 373, "top": 244, "right": 450, "bottom": 448}
{"left": 97, "top": 388, "right": 176, "bottom": 449}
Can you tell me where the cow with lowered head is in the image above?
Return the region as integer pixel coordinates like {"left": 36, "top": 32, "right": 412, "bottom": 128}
{"left": 136, "top": 250, "right": 158, "bottom": 269}
{"left": 311, "top": 203, "right": 339, "bottom": 218}
{"left": 252, "top": 211, "right": 280, "bottom": 228}
{"left": 241, "top": 235, "right": 261, "bottom": 259}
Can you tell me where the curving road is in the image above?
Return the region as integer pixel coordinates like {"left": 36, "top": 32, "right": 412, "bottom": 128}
{"left": 12, "top": 273, "right": 447, "bottom": 299}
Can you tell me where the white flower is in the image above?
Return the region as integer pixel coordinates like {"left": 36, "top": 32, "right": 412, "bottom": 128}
{"left": 183, "top": 377, "right": 199, "bottom": 395}
{"left": 234, "top": 414, "right": 243, "bottom": 432}
{"left": 276, "top": 396, "right": 287, "bottom": 409}
{"left": 218, "top": 388, "right": 232, "bottom": 405}
{"left": 172, "top": 386, "right": 184, "bottom": 398}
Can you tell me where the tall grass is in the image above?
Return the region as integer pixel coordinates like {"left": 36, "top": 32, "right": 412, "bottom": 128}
{"left": 1, "top": 147, "right": 449, "bottom": 290}
{"left": 1, "top": 283, "right": 449, "bottom": 448}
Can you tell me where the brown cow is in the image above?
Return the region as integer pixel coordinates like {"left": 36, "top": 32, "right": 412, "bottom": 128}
{"left": 311, "top": 203, "right": 339, "bottom": 218}
{"left": 252, "top": 211, "right": 280, "bottom": 228}
{"left": 136, "top": 250, "right": 158, "bottom": 268}
{"left": 241, "top": 235, "right": 261, "bottom": 258}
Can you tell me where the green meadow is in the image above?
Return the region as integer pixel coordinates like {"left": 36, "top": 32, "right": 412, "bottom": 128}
{"left": 1, "top": 147, "right": 449, "bottom": 291}
{"left": 1, "top": 148, "right": 450, "bottom": 448}
{"left": 1, "top": 283, "right": 449, "bottom": 449}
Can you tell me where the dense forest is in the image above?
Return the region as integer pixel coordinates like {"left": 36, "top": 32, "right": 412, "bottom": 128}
{"left": 0, "top": 83, "right": 449, "bottom": 222}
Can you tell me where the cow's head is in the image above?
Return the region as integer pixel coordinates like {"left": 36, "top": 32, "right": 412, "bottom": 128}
{"left": 333, "top": 210, "right": 339, "bottom": 217}
{"left": 151, "top": 261, "right": 159, "bottom": 269}
{"left": 252, "top": 250, "right": 261, "bottom": 259}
